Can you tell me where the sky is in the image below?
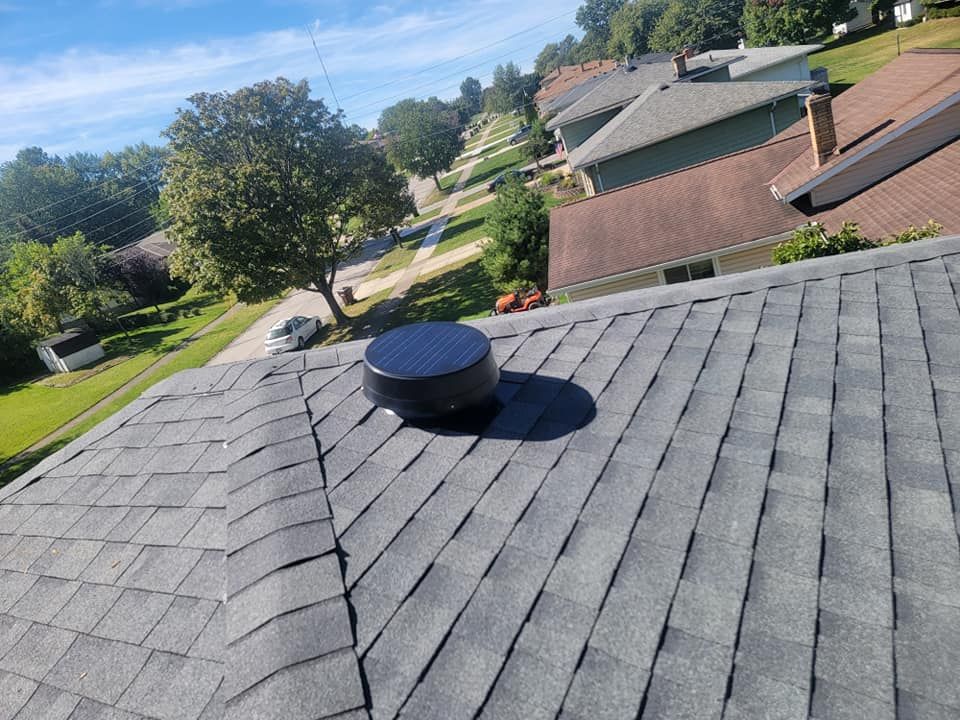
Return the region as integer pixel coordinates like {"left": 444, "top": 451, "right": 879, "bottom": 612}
{"left": 0, "top": 0, "right": 583, "bottom": 162}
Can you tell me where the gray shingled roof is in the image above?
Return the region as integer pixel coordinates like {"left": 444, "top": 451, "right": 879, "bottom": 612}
{"left": 3, "top": 236, "right": 960, "bottom": 719}
{"left": 691, "top": 45, "right": 825, "bottom": 80}
{"left": 567, "top": 80, "right": 816, "bottom": 170}
{"left": 545, "top": 55, "right": 739, "bottom": 131}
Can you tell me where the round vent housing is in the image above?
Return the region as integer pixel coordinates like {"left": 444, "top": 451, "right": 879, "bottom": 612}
{"left": 362, "top": 322, "right": 500, "bottom": 420}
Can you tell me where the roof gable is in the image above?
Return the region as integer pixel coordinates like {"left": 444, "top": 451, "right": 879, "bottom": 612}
{"left": 769, "top": 49, "right": 960, "bottom": 201}
{"left": 691, "top": 45, "right": 823, "bottom": 80}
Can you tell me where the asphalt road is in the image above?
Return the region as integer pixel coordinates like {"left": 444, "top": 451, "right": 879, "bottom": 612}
{"left": 206, "top": 236, "right": 391, "bottom": 365}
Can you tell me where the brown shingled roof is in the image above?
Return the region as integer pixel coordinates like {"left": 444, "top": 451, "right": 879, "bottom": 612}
{"left": 769, "top": 48, "right": 960, "bottom": 200}
{"left": 534, "top": 60, "right": 619, "bottom": 104}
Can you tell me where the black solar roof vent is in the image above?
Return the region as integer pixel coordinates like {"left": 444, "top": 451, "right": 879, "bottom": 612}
{"left": 362, "top": 321, "right": 500, "bottom": 420}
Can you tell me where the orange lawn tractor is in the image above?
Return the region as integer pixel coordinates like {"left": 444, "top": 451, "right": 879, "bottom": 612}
{"left": 491, "top": 287, "right": 548, "bottom": 315}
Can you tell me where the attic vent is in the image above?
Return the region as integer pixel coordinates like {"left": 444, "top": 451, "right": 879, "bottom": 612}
{"left": 362, "top": 322, "right": 500, "bottom": 420}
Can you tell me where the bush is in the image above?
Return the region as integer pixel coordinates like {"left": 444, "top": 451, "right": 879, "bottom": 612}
{"left": 926, "top": 5, "right": 960, "bottom": 17}
{"left": 158, "top": 311, "right": 175, "bottom": 323}
{"left": 772, "top": 222, "right": 873, "bottom": 264}
{"left": 481, "top": 178, "right": 550, "bottom": 289}
{"left": 885, "top": 220, "right": 942, "bottom": 244}
{"left": 559, "top": 175, "right": 578, "bottom": 190}
{"left": 538, "top": 171, "right": 558, "bottom": 187}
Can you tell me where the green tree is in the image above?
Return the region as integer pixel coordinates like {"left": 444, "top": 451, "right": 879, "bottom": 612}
{"left": 163, "top": 78, "right": 382, "bottom": 325}
{"left": 3, "top": 240, "right": 67, "bottom": 333}
{"left": 460, "top": 76, "right": 483, "bottom": 115}
{"left": 534, "top": 35, "right": 581, "bottom": 75}
{"left": 648, "top": 0, "right": 743, "bottom": 51}
{"left": 742, "top": 0, "right": 852, "bottom": 45}
{"left": 379, "top": 97, "right": 462, "bottom": 191}
{"left": 346, "top": 145, "right": 417, "bottom": 248}
{"left": 608, "top": 0, "right": 670, "bottom": 58}
{"left": 576, "top": 0, "right": 628, "bottom": 45}
{"left": 486, "top": 62, "right": 525, "bottom": 114}
{"left": 481, "top": 178, "right": 550, "bottom": 289}
{"left": 521, "top": 119, "right": 555, "bottom": 169}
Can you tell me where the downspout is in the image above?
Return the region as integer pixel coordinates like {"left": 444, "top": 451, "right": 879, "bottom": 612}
{"left": 769, "top": 99, "right": 778, "bottom": 137}
{"left": 594, "top": 164, "right": 605, "bottom": 193}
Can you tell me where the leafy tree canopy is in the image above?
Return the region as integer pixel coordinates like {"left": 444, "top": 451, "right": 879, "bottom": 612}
{"left": 576, "top": 0, "right": 628, "bottom": 44}
{"left": 648, "top": 0, "right": 743, "bottom": 52}
{"left": 163, "top": 77, "right": 396, "bottom": 325}
{"left": 481, "top": 178, "right": 550, "bottom": 289}
{"left": 485, "top": 62, "right": 540, "bottom": 115}
{"left": 0, "top": 144, "right": 166, "bottom": 254}
{"left": 742, "top": 0, "right": 853, "bottom": 46}
{"left": 608, "top": 0, "right": 670, "bottom": 58}
{"left": 460, "top": 76, "right": 483, "bottom": 116}
{"left": 534, "top": 35, "right": 582, "bottom": 75}
{"left": 379, "top": 97, "right": 462, "bottom": 190}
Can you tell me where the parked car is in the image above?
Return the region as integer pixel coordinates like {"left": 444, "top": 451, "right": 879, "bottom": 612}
{"left": 487, "top": 168, "right": 535, "bottom": 193}
{"left": 508, "top": 125, "right": 532, "bottom": 145}
{"left": 264, "top": 315, "right": 322, "bottom": 354}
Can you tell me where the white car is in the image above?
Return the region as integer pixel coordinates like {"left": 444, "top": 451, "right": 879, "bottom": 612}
{"left": 264, "top": 315, "right": 322, "bottom": 354}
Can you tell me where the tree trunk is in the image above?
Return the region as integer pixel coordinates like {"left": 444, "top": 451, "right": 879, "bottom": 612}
{"left": 433, "top": 172, "right": 442, "bottom": 191}
{"left": 390, "top": 227, "right": 403, "bottom": 248}
{"left": 315, "top": 279, "right": 350, "bottom": 326}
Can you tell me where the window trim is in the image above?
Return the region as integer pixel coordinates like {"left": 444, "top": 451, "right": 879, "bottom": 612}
{"left": 657, "top": 257, "right": 720, "bottom": 285}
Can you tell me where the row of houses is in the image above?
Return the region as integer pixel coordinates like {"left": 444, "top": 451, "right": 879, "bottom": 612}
{"left": 539, "top": 47, "right": 960, "bottom": 301}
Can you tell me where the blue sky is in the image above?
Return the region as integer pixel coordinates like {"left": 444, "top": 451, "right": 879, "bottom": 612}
{"left": 0, "top": 0, "right": 582, "bottom": 162}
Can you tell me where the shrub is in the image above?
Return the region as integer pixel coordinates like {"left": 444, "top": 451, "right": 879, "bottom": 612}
{"left": 885, "top": 220, "right": 943, "bottom": 244}
{"left": 927, "top": 5, "right": 960, "bottom": 17}
{"left": 538, "top": 171, "right": 558, "bottom": 187}
{"left": 772, "top": 222, "right": 873, "bottom": 264}
{"left": 559, "top": 175, "right": 578, "bottom": 190}
{"left": 481, "top": 177, "right": 550, "bottom": 290}
{"left": 158, "top": 311, "right": 175, "bottom": 323}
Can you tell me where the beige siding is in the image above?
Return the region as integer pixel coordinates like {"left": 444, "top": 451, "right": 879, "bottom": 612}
{"left": 717, "top": 243, "right": 778, "bottom": 275}
{"left": 811, "top": 102, "right": 960, "bottom": 206}
{"left": 566, "top": 271, "right": 661, "bottom": 301}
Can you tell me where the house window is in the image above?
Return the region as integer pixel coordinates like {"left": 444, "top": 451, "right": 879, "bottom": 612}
{"left": 663, "top": 259, "right": 717, "bottom": 285}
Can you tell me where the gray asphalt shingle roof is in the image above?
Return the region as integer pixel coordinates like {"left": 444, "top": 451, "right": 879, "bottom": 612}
{"left": 545, "top": 55, "right": 738, "bottom": 131}
{"left": 690, "top": 45, "right": 825, "bottom": 80}
{"left": 3, "top": 236, "right": 960, "bottom": 718}
{"left": 566, "top": 80, "right": 816, "bottom": 169}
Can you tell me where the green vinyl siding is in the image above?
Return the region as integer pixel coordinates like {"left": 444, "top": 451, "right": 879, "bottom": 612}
{"left": 586, "top": 100, "right": 802, "bottom": 193}
{"left": 559, "top": 109, "right": 621, "bottom": 152}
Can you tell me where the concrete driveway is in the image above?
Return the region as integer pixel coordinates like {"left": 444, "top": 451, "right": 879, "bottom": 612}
{"left": 207, "top": 236, "right": 392, "bottom": 365}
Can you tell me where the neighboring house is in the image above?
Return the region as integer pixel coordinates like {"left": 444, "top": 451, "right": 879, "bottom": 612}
{"left": 538, "top": 71, "right": 614, "bottom": 118}
{"left": 894, "top": 0, "right": 924, "bottom": 22}
{"left": 36, "top": 329, "right": 105, "bottom": 373}
{"left": 534, "top": 60, "right": 620, "bottom": 109}
{"left": 3, "top": 234, "right": 960, "bottom": 719}
{"left": 545, "top": 53, "right": 739, "bottom": 155}
{"left": 568, "top": 80, "right": 816, "bottom": 196}
{"left": 548, "top": 48, "right": 960, "bottom": 301}
{"left": 833, "top": 1, "right": 873, "bottom": 34}
{"left": 688, "top": 45, "right": 823, "bottom": 82}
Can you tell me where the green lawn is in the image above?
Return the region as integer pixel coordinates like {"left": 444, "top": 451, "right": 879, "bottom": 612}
{"left": 434, "top": 201, "right": 496, "bottom": 256}
{"left": 0, "top": 297, "right": 278, "bottom": 487}
{"left": 386, "top": 256, "right": 500, "bottom": 326}
{"left": 368, "top": 227, "right": 430, "bottom": 280}
{"left": 461, "top": 146, "right": 527, "bottom": 192}
{"left": 456, "top": 188, "right": 491, "bottom": 208}
{"left": 812, "top": 18, "right": 960, "bottom": 91}
{"left": 422, "top": 186, "right": 451, "bottom": 207}
{"left": 413, "top": 206, "right": 443, "bottom": 224}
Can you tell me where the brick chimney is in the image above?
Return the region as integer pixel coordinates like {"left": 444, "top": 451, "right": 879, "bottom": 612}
{"left": 672, "top": 53, "right": 687, "bottom": 78}
{"left": 806, "top": 92, "right": 837, "bottom": 167}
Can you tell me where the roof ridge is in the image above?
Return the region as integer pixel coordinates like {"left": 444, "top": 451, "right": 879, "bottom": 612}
{"left": 222, "top": 375, "right": 369, "bottom": 718}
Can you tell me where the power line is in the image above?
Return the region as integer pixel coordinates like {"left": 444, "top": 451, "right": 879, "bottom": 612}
{"left": 305, "top": 23, "right": 342, "bottom": 112}
{"left": 335, "top": 8, "right": 577, "bottom": 104}
{"left": 28, "top": 183, "right": 158, "bottom": 244}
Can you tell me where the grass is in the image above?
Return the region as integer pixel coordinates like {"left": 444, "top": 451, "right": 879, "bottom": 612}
{"left": 387, "top": 256, "right": 500, "bottom": 326}
{"left": 368, "top": 227, "right": 430, "bottom": 280}
{"left": 0, "top": 289, "right": 234, "bottom": 466}
{"left": 413, "top": 206, "right": 443, "bottom": 224}
{"left": 0, "top": 297, "right": 278, "bottom": 488}
{"left": 307, "top": 288, "right": 393, "bottom": 347}
{"left": 461, "top": 146, "right": 527, "bottom": 192}
{"left": 812, "top": 18, "right": 960, "bottom": 92}
{"left": 422, "top": 186, "right": 451, "bottom": 208}
{"left": 433, "top": 201, "right": 496, "bottom": 256}
{"left": 456, "top": 188, "right": 491, "bottom": 208}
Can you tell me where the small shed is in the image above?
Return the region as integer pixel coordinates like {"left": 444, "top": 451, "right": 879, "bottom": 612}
{"left": 37, "top": 330, "right": 105, "bottom": 373}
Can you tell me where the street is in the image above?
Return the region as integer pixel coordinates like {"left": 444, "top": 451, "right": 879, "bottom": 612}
{"left": 207, "top": 235, "right": 392, "bottom": 364}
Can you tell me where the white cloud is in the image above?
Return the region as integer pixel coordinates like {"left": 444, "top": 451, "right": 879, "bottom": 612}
{"left": 0, "top": 0, "right": 580, "bottom": 160}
